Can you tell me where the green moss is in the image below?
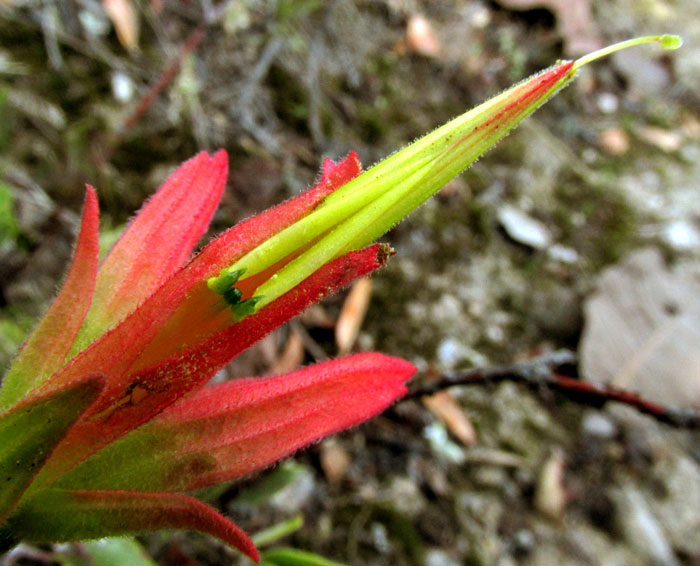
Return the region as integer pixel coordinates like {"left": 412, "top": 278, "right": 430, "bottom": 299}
{"left": 0, "top": 182, "right": 18, "bottom": 244}
{"left": 267, "top": 64, "right": 310, "bottom": 134}
{"left": 555, "top": 177, "right": 638, "bottom": 268}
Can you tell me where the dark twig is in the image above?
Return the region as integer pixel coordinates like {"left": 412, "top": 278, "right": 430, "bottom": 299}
{"left": 118, "top": 26, "right": 206, "bottom": 136}
{"left": 405, "top": 349, "right": 700, "bottom": 429}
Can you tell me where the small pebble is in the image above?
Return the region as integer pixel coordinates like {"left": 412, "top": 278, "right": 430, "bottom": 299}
{"left": 547, "top": 244, "right": 579, "bottom": 264}
{"left": 371, "top": 522, "right": 392, "bottom": 554}
{"left": 582, "top": 411, "right": 617, "bottom": 440}
{"left": 512, "top": 529, "right": 536, "bottom": 555}
{"left": 663, "top": 220, "right": 700, "bottom": 251}
{"left": 615, "top": 486, "right": 679, "bottom": 566}
{"left": 425, "top": 549, "right": 462, "bottom": 566}
{"left": 268, "top": 467, "right": 315, "bottom": 513}
{"left": 424, "top": 421, "right": 466, "bottom": 465}
{"left": 79, "top": 8, "right": 110, "bottom": 37}
{"left": 111, "top": 70, "right": 135, "bottom": 103}
{"left": 498, "top": 205, "right": 552, "bottom": 250}
{"left": 436, "top": 337, "right": 465, "bottom": 368}
{"left": 596, "top": 92, "right": 619, "bottom": 114}
{"left": 320, "top": 440, "right": 351, "bottom": 483}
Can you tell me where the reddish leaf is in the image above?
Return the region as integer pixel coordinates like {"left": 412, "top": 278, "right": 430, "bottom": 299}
{"left": 0, "top": 375, "right": 103, "bottom": 524}
{"left": 74, "top": 151, "right": 228, "bottom": 350}
{"left": 3, "top": 489, "right": 258, "bottom": 562}
{"left": 37, "top": 245, "right": 389, "bottom": 483}
{"left": 0, "top": 188, "right": 100, "bottom": 410}
{"left": 59, "top": 353, "right": 415, "bottom": 493}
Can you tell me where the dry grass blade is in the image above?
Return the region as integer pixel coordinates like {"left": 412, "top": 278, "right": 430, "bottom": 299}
{"left": 102, "top": 0, "right": 139, "bottom": 52}
{"left": 335, "top": 277, "right": 373, "bottom": 355}
{"left": 269, "top": 329, "right": 305, "bottom": 375}
{"left": 422, "top": 391, "right": 477, "bottom": 447}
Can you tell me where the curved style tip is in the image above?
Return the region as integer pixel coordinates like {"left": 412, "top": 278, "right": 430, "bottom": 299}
{"left": 573, "top": 34, "right": 683, "bottom": 72}
{"left": 660, "top": 34, "right": 683, "bottom": 50}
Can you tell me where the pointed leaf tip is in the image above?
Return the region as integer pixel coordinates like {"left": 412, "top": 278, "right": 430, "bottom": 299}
{"left": 74, "top": 151, "right": 228, "bottom": 349}
{"left": 0, "top": 187, "right": 100, "bottom": 409}
{"left": 3, "top": 489, "right": 258, "bottom": 562}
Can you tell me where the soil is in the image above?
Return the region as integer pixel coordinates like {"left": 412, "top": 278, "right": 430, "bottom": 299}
{"left": 1, "top": 1, "right": 699, "bottom": 565}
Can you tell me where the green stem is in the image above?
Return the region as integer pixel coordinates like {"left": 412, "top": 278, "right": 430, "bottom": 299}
{"left": 573, "top": 34, "right": 682, "bottom": 72}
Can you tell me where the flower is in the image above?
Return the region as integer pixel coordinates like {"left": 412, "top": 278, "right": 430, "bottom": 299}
{"left": 0, "top": 152, "right": 411, "bottom": 562}
{"left": 0, "top": 34, "right": 680, "bottom": 562}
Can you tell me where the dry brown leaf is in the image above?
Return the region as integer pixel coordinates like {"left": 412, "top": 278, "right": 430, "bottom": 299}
{"left": 320, "top": 440, "right": 351, "bottom": 483}
{"left": 598, "top": 127, "right": 630, "bottom": 155}
{"left": 422, "top": 391, "right": 477, "bottom": 446}
{"left": 406, "top": 14, "right": 442, "bottom": 58}
{"left": 336, "top": 277, "right": 372, "bottom": 355}
{"left": 534, "top": 449, "right": 568, "bottom": 520}
{"left": 299, "top": 304, "right": 336, "bottom": 328}
{"left": 269, "top": 330, "right": 304, "bottom": 375}
{"left": 637, "top": 126, "right": 683, "bottom": 153}
{"left": 581, "top": 248, "right": 700, "bottom": 407}
{"left": 495, "top": 0, "right": 601, "bottom": 56}
{"left": 103, "top": 0, "right": 139, "bottom": 52}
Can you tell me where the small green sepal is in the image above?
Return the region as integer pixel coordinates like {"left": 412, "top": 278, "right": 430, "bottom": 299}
{"left": 232, "top": 296, "right": 264, "bottom": 322}
{"left": 207, "top": 268, "right": 246, "bottom": 295}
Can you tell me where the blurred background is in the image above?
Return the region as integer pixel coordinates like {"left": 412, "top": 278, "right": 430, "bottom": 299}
{"left": 1, "top": 1, "right": 700, "bottom": 564}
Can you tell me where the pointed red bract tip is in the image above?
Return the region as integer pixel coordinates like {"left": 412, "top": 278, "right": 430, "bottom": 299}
{"left": 3, "top": 489, "right": 259, "bottom": 562}
{"left": 0, "top": 186, "right": 100, "bottom": 408}
{"left": 320, "top": 150, "right": 362, "bottom": 188}
{"left": 80, "top": 151, "right": 228, "bottom": 343}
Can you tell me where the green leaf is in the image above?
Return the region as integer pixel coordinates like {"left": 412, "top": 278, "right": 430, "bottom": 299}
{"left": 3, "top": 488, "right": 257, "bottom": 561}
{"left": 252, "top": 515, "right": 304, "bottom": 548}
{"left": 0, "top": 182, "right": 18, "bottom": 244}
{"left": 0, "top": 375, "right": 103, "bottom": 524}
{"left": 55, "top": 538, "right": 157, "bottom": 566}
{"left": 235, "top": 462, "right": 305, "bottom": 505}
{"left": 261, "top": 548, "right": 346, "bottom": 566}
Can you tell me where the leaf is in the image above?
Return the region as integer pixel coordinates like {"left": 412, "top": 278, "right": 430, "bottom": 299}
{"left": 36, "top": 245, "right": 390, "bottom": 485}
{"left": 235, "top": 462, "right": 305, "bottom": 506}
{"left": 73, "top": 151, "right": 228, "bottom": 352}
{"left": 55, "top": 538, "right": 157, "bottom": 566}
{"left": 422, "top": 391, "right": 476, "bottom": 446}
{"left": 260, "top": 547, "right": 345, "bottom": 566}
{"left": 0, "top": 188, "right": 100, "bottom": 410}
{"left": 3, "top": 489, "right": 258, "bottom": 562}
{"left": 0, "top": 374, "right": 103, "bottom": 524}
{"left": 102, "top": 0, "right": 140, "bottom": 52}
{"left": 335, "top": 277, "right": 372, "bottom": 355}
{"left": 57, "top": 352, "right": 415, "bottom": 493}
{"left": 252, "top": 515, "right": 304, "bottom": 547}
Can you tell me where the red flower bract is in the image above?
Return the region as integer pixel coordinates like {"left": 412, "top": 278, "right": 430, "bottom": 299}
{"left": 0, "top": 151, "right": 415, "bottom": 562}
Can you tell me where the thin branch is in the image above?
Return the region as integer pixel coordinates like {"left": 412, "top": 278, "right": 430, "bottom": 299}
{"left": 118, "top": 25, "right": 206, "bottom": 136}
{"left": 405, "top": 349, "right": 700, "bottom": 429}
